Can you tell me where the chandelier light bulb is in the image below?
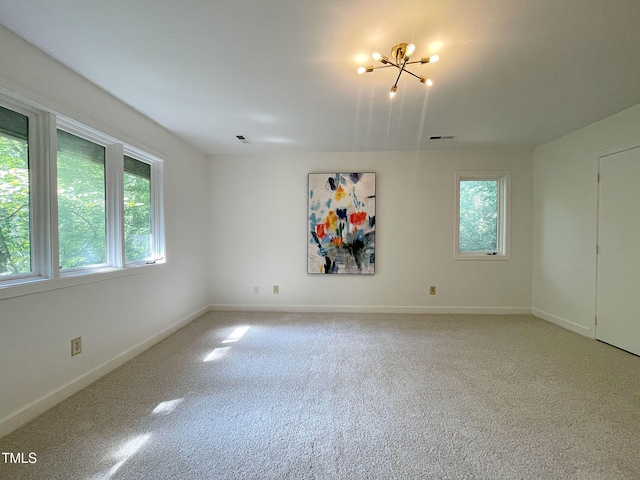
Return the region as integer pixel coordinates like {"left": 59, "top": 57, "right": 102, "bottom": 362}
{"left": 420, "top": 76, "right": 434, "bottom": 86}
{"left": 360, "top": 42, "right": 440, "bottom": 97}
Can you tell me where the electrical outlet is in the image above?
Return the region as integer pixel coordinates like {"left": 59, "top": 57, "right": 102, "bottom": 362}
{"left": 273, "top": 285, "right": 279, "bottom": 294}
{"left": 430, "top": 286, "right": 436, "bottom": 295}
{"left": 71, "top": 337, "right": 82, "bottom": 356}
{"left": 253, "top": 286, "right": 259, "bottom": 294}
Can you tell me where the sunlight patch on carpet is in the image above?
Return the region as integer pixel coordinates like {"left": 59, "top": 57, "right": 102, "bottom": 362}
{"left": 222, "top": 325, "right": 250, "bottom": 343}
{"left": 91, "top": 433, "right": 151, "bottom": 480}
{"left": 204, "top": 347, "right": 230, "bottom": 362}
{"left": 152, "top": 399, "right": 184, "bottom": 415}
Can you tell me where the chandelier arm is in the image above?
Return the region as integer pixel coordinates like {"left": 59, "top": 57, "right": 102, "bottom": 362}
{"left": 361, "top": 43, "right": 441, "bottom": 96}
{"left": 371, "top": 64, "right": 400, "bottom": 71}
{"left": 392, "top": 57, "right": 409, "bottom": 89}
{"left": 402, "top": 69, "right": 424, "bottom": 80}
{"left": 380, "top": 59, "right": 402, "bottom": 69}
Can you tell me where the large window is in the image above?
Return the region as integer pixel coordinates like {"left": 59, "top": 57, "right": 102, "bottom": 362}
{"left": 57, "top": 130, "right": 107, "bottom": 269}
{"left": 0, "top": 93, "right": 165, "bottom": 297}
{"left": 455, "top": 171, "right": 510, "bottom": 260}
{"left": 0, "top": 105, "right": 31, "bottom": 276}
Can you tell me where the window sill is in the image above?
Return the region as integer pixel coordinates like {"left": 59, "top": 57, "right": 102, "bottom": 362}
{"left": 455, "top": 253, "right": 510, "bottom": 261}
{"left": 0, "top": 262, "right": 165, "bottom": 301}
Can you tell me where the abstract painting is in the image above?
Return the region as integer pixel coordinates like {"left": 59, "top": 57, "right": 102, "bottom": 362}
{"left": 308, "top": 173, "right": 376, "bottom": 274}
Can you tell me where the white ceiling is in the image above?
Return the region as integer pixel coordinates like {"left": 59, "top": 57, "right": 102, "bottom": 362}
{"left": 1, "top": 0, "right": 640, "bottom": 155}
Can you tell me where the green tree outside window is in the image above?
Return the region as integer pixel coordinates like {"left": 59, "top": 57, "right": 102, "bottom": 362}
{"left": 459, "top": 180, "right": 498, "bottom": 252}
{"left": 0, "top": 106, "right": 30, "bottom": 275}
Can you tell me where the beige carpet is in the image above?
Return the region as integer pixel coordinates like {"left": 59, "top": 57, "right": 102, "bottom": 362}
{"left": 1, "top": 312, "right": 640, "bottom": 479}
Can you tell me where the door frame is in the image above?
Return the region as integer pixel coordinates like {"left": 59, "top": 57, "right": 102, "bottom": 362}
{"left": 594, "top": 139, "right": 640, "bottom": 340}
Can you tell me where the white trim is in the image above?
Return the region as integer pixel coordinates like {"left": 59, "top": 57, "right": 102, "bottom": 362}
{"left": 0, "top": 98, "right": 44, "bottom": 280}
{"left": 532, "top": 308, "right": 593, "bottom": 338}
{"left": 29, "top": 110, "right": 49, "bottom": 277}
{"left": 209, "top": 304, "right": 531, "bottom": 315}
{"left": 454, "top": 170, "right": 511, "bottom": 260}
{"left": 595, "top": 139, "right": 640, "bottom": 160}
{"left": 56, "top": 116, "right": 117, "bottom": 150}
{"left": 44, "top": 112, "right": 59, "bottom": 279}
{"left": 0, "top": 261, "right": 165, "bottom": 301}
{"left": 0, "top": 304, "right": 209, "bottom": 439}
{"left": 0, "top": 90, "right": 166, "bottom": 298}
{"left": 107, "top": 143, "right": 125, "bottom": 268}
{"left": 594, "top": 139, "right": 640, "bottom": 342}
{"left": 124, "top": 143, "right": 164, "bottom": 167}
{"left": 455, "top": 252, "right": 511, "bottom": 261}
{"left": 55, "top": 125, "right": 110, "bottom": 271}
{"left": 150, "top": 161, "right": 165, "bottom": 264}
{"left": 123, "top": 150, "right": 166, "bottom": 266}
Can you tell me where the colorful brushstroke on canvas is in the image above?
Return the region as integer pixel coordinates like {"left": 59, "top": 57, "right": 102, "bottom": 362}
{"left": 308, "top": 173, "right": 375, "bottom": 274}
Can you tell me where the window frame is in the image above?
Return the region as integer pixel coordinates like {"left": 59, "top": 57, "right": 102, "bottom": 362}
{"left": 56, "top": 122, "right": 111, "bottom": 274}
{"left": 0, "top": 97, "right": 53, "bottom": 283}
{"left": 0, "top": 90, "right": 165, "bottom": 300}
{"left": 454, "top": 170, "right": 511, "bottom": 261}
{"left": 122, "top": 148, "right": 164, "bottom": 266}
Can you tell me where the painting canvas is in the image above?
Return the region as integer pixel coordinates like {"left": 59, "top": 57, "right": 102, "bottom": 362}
{"left": 308, "top": 172, "right": 376, "bottom": 274}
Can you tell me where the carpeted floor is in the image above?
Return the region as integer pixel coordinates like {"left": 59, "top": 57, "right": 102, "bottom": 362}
{"left": 1, "top": 312, "right": 640, "bottom": 479}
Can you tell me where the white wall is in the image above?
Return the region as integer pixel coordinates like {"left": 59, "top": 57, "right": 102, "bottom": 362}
{"left": 209, "top": 149, "right": 533, "bottom": 313}
{"left": 0, "top": 26, "right": 212, "bottom": 435}
{"left": 532, "top": 104, "right": 640, "bottom": 336}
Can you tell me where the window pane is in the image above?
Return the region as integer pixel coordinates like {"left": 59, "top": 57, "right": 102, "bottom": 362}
{"left": 459, "top": 180, "right": 498, "bottom": 252}
{"left": 124, "top": 156, "right": 151, "bottom": 262}
{"left": 57, "top": 130, "right": 106, "bottom": 268}
{"left": 0, "top": 106, "right": 30, "bottom": 275}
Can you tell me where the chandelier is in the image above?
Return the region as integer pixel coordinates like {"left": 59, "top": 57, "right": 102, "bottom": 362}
{"left": 357, "top": 42, "right": 440, "bottom": 98}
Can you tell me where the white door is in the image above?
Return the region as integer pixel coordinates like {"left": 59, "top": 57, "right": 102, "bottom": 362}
{"left": 596, "top": 146, "right": 640, "bottom": 355}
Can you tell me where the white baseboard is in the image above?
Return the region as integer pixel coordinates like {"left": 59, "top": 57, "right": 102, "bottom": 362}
{"left": 532, "top": 308, "right": 594, "bottom": 338}
{"left": 2, "top": 304, "right": 566, "bottom": 439}
{"left": 0, "top": 305, "right": 209, "bottom": 439}
{"left": 209, "top": 304, "right": 532, "bottom": 315}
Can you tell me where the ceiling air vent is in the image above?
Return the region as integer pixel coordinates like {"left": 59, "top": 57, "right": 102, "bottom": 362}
{"left": 429, "top": 135, "right": 455, "bottom": 140}
{"left": 236, "top": 135, "right": 251, "bottom": 144}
